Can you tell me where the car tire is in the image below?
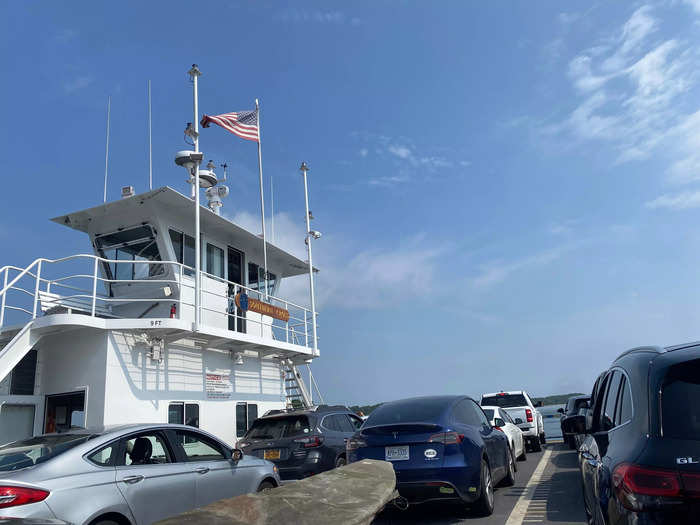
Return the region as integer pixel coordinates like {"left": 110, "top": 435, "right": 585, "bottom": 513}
{"left": 540, "top": 433, "right": 546, "bottom": 444}
{"left": 517, "top": 443, "right": 527, "bottom": 461}
{"left": 335, "top": 455, "right": 347, "bottom": 468}
{"left": 471, "top": 459, "right": 495, "bottom": 516}
{"left": 92, "top": 521, "right": 120, "bottom": 525}
{"left": 500, "top": 447, "right": 516, "bottom": 487}
{"left": 531, "top": 437, "right": 542, "bottom": 452}
{"left": 568, "top": 436, "right": 577, "bottom": 449}
{"left": 257, "top": 480, "right": 276, "bottom": 493}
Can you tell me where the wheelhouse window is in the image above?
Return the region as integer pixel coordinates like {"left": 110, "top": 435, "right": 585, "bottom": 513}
{"left": 247, "top": 263, "right": 276, "bottom": 295}
{"left": 169, "top": 229, "right": 196, "bottom": 276}
{"left": 206, "top": 243, "right": 224, "bottom": 279}
{"left": 95, "top": 225, "right": 163, "bottom": 281}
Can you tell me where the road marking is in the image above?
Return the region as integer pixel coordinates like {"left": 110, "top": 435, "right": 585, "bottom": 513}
{"left": 505, "top": 448, "right": 553, "bottom": 525}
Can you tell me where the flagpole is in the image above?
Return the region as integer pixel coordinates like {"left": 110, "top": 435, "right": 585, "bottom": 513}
{"left": 189, "top": 65, "right": 202, "bottom": 331}
{"left": 255, "top": 99, "right": 269, "bottom": 299}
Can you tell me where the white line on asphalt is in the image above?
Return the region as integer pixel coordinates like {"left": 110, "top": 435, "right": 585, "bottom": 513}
{"left": 504, "top": 447, "right": 553, "bottom": 525}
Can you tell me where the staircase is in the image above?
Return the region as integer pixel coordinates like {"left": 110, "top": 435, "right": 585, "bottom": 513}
{"left": 0, "top": 322, "right": 40, "bottom": 384}
{"left": 282, "top": 361, "right": 313, "bottom": 409}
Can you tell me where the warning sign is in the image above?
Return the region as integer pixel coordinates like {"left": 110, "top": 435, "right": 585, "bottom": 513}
{"left": 205, "top": 373, "right": 233, "bottom": 399}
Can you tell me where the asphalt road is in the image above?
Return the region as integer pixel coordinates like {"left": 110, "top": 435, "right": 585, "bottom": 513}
{"left": 373, "top": 442, "right": 587, "bottom": 525}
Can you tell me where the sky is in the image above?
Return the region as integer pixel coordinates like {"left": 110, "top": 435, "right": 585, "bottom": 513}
{"left": 3, "top": 1, "right": 700, "bottom": 405}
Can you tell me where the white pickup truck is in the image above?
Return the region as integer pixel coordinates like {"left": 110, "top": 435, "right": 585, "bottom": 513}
{"left": 480, "top": 390, "right": 545, "bottom": 452}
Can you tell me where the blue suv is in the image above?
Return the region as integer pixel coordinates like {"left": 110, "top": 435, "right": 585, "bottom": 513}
{"left": 347, "top": 395, "right": 513, "bottom": 515}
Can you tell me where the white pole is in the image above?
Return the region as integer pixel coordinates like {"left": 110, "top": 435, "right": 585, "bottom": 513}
{"left": 255, "top": 99, "right": 269, "bottom": 299}
{"left": 148, "top": 80, "right": 153, "bottom": 190}
{"left": 271, "top": 176, "right": 275, "bottom": 244}
{"left": 300, "top": 162, "right": 318, "bottom": 355}
{"left": 103, "top": 96, "right": 111, "bottom": 203}
{"left": 190, "top": 65, "right": 202, "bottom": 331}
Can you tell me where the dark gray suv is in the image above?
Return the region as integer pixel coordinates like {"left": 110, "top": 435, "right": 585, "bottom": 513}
{"left": 236, "top": 405, "right": 363, "bottom": 480}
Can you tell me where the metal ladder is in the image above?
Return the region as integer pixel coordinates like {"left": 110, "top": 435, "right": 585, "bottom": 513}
{"left": 282, "top": 361, "right": 313, "bottom": 409}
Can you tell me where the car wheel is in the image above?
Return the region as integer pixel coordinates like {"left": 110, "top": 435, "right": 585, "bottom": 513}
{"left": 568, "top": 436, "right": 577, "bottom": 449}
{"left": 335, "top": 455, "right": 347, "bottom": 468}
{"left": 517, "top": 442, "right": 527, "bottom": 461}
{"left": 257, "top": 480, "right": 276, "bottom": 493}
{"left": 471, "top": 459, "right": 495, "bottom": 516}
{"left": 500, "top": 447, "right": 516, "bottom": 487}
{"left": 92, "top": 521, "right": 120, "bottom": 525}
{"left": 540, "top": 433, "right": 546, "bottom": 444}
{"left": 510, "top": 443, "right": 518, "bottom": 472}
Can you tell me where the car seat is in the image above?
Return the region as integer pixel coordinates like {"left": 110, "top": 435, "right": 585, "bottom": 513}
{"left": 129, "top": 437, "right": 153, "bottom": 465}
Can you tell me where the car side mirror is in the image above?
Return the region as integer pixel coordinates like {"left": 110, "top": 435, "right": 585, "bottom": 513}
{"left": 514, "top": 418, "right": 523, "bottom": 425}
{"left": 493, "top": 418, "right": 505, "bottom": 428}
{"left": 581, "top": 401, "right": 589, "bottom": 409}
{"left": 231, "top": 449, "right": 244, "bottom": 462}
{"left": 557, "top": 408, "right": 565, "bottom": 414}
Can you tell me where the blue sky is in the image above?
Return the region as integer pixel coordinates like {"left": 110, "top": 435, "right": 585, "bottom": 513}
{"left": 3, "top": 1, "right": 700, "bottom": 405}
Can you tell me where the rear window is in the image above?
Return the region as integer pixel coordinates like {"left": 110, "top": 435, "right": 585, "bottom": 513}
{"left": 661, "top": 359, "right": 700, "bottom": 441}
{"left": 245, "top": 416, "right": 311, "bottom": 439}
{"left": 481, "top": 394, "right": 527, "bottom": 408}
{"left": 365, "top": 398, "right": 449, "bottom": 426}
{"left": 0, "top": 434, "right": 95, "bottom": 471}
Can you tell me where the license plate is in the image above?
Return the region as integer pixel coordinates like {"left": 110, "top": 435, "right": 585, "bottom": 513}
{"left": 385, "top": 445, "right": 409, "bottom": 461}
{"left": 264, "top": 449, "right": 281, "bottom": 460}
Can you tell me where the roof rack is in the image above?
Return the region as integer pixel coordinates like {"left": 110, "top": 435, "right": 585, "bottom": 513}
{"left": 261, "top": 404, "right": 350, "bottom": 418}
{"left": 614, "top": 346, "right": 663, "bottom": 362}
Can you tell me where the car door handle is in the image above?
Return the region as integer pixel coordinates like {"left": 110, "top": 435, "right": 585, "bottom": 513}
{"left": 194, "top": 467, "right": 210, "bottom": 474}
{"left": 121, "top": 475, "right": 144, "bottom": 484}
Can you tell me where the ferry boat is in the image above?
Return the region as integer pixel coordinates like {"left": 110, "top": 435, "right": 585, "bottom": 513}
{"left": 0, "top": 67, "right": 321, "bottom": 447}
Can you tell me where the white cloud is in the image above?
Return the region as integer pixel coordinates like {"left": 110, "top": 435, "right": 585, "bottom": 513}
{"left": 359, "top": 148, "right": 368, "bottom": 158}
{"left": 387, "top": 145, "right": 412, "bottom": 160}
{"left": 471, "top": 247, "right": 566, "bottom": 288}
{"left": 275, "top": 9, "right": 359, "bottom": 25}
{"left": 63, "top": 75, "right": 93, "bottom": 94}
{"left": 227, "top": 210, "right": 444, "bottom": 310}
{"left": 684, "top": 0, "right": 700, "bottom": 14}
{"left": 645, "top": 190, "right": 700, "bottom": 210}
{"left": 551, "top": 4, "right": 698, "bottom": 173}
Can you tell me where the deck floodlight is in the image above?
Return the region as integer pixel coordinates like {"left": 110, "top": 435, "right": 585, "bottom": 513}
{"left": 309, "top": 230, "right": 322, "bottom": 240}
{"left": 233, "top": 352, "right": 244, "bottom": 365}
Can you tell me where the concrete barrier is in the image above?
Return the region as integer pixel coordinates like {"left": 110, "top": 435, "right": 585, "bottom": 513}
{"left": 155, "top": 459, "right": 397, "bottom": 525}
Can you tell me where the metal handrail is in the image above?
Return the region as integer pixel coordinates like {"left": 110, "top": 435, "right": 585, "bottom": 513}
{"left": 0, "top": 253, "right": 318, "bottom": 350}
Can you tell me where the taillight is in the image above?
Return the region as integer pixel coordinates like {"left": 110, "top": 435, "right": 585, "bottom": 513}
{"left": 346, "top": 437, "right": 367, "bottom": 451}
{"left": 493, "top": 426, "right": 504, "bottom": 432}
{"left": 0, "top": 486, "right": 50, "bottom": 509}
{"left": 613, "top": 463, "right": 683, "bottom": 511}
{"left": 428, "top": 432, "right": 464, "bottom": 444}
{"left": 525, "top": 409, "right": 533, "bottom": 423}
{"left": 294, "top": 435, "right": 324, "bottom": 448}
{"left": 681, "top": 472, "right": 700, "bottom": 498}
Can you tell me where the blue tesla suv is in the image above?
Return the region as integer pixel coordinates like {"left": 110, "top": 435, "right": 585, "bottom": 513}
{"left": 347, "top": 395, "right": 513, "bottom": 515}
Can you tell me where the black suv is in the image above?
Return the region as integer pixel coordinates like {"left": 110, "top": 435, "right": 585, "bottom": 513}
{"left": 237, "top": 405, "right": 363, "bottom": 480}
{"left": 578, "top": 343, "right": 700, "bottom": 524}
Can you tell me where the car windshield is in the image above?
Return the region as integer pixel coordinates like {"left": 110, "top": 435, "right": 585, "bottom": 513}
{"left": 481, "top": 394, "right": 527, "bottom": 408}
{"left": 0, "top": 434, "right": 96, "bottom": 471}
{"left": 365, "top": 398, "right": 449, "bottom": 426}
{"left": 661, "top": 359, "right": 700, "bottom": 441}
{"left": 483, "top": 408, "right": 495, "bottom": 420}
{"left": 245, "top": 416, "right": 311, "bottom": 439}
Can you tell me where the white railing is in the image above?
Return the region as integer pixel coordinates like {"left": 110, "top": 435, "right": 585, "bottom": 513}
{"left": 0, "top": 254, "right": 318, "bottom": 350}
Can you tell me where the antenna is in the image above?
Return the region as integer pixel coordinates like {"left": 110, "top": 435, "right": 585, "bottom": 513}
{"left": 148, "top": 80, "right": 153, "bottom": 190}
{"left": 103, "top": 95, "right": 111, "bottom": 203}
{"left": 271, "top": 176, "right": 275, "bottom": 244}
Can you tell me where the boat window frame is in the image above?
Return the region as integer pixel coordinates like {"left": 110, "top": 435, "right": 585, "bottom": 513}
{"left": 94, "top": 224, "right": 164, "bottom": 282}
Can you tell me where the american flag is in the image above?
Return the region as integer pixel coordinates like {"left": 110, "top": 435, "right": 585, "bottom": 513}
{"left": 200, "top": 110, "right": 259, "bottom": 142}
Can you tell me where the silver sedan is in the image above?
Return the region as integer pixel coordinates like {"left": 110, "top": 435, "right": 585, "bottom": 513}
{"left": 0, "top": 424, "right": 280, "bottom": 524}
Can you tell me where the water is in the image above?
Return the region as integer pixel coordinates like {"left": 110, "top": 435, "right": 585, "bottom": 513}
{"left": 540, "top": 404, "right": 565, "bottom": 440}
